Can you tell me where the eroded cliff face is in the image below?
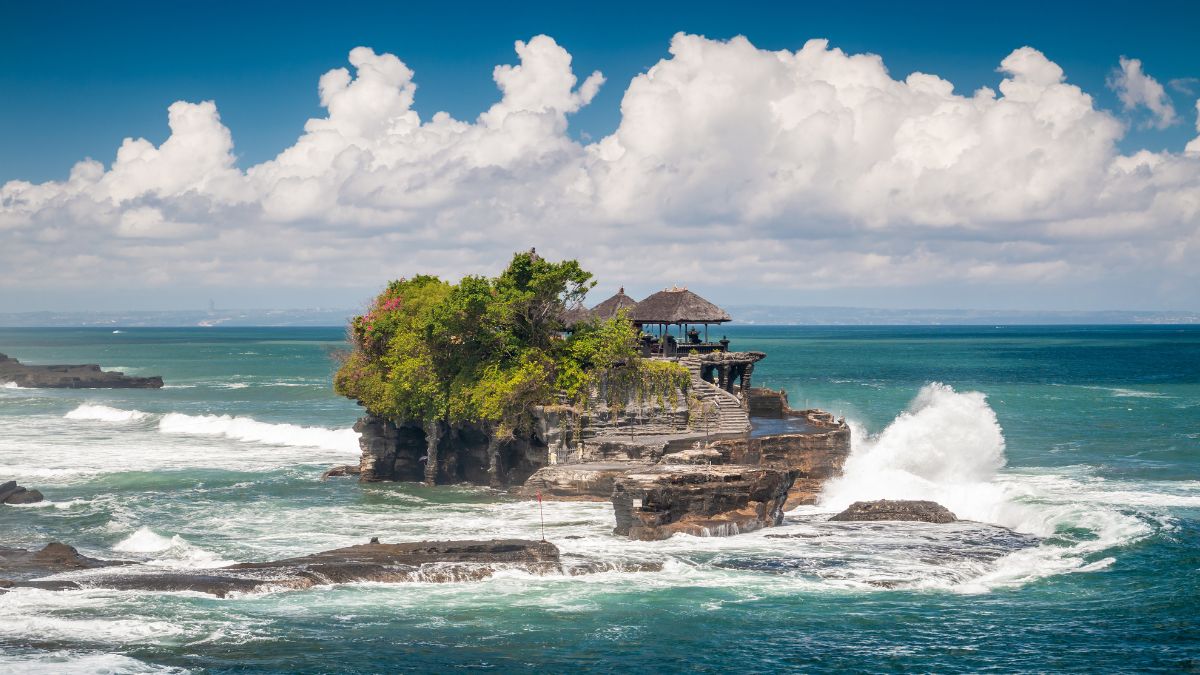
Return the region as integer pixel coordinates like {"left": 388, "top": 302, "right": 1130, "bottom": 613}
{"left": 611, "top": 465, "right": 795, "bottom": 540}
{"left": 709, "top": 411, "right": 852, "bottom": 508}
{"left": 353, "top": 384, "right": 852, "bottom": 516}
{"left": 354, "top": 387, "right": 690, "bottom": 487}
{"left": 355, "top": 414, "right": 549, "bottom": 487}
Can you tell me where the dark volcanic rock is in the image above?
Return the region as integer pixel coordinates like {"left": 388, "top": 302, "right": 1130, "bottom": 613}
{"left": 0, "top": 481, "right": 21, "bottom": 503}
{"left": 829, "top": 499, "right": 958, "bottom": 524}
{"left": 4, "top": 488, "right": 44, "bottom": 505}
{"left": 1, "top": 481, "right": 45, "bottom": 505}
{"left": 0, "top": 542, "right": 131, "bottom": 582}
{"left": 612, "top": 465, "right": 796, "bottom": 541}
{"left": 0, "top": 352, "right": 163, "bottom": 388}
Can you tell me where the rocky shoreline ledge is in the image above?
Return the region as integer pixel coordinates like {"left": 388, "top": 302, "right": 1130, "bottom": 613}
{"left": 0, "top": 352, "right": 163, "bottom": 388}
{"left": 0, "top": 540, "right": 662, "bottom": 597}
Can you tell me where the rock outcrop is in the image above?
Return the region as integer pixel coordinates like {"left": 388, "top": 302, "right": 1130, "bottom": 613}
{"left": 0, "top": 480, "right": 44, "bottom": 505}
{"left": 707, "top": 410, "right": 851, "bottom": 508}
{"left": 519, "top": 462, "right": 649, "bottom": 501}
{"left": 0, "top": 543, "right": 130, "bottom": 585}
{"left": 612, "top": 465, "right": 796, "bottom": 540}
{"left": 0, "top": 353, "right": 163, "bottom": 388}
{"left": 1, "top": 539, "right": 659, "bottom": 597}
{"left": 829, "top": 500, "right": 958, "bottom": 524}
{"left": 355, "top": 413, "right": 550, "bottom": 487}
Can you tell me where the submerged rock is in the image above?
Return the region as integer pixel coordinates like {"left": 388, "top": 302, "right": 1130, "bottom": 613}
{"left": 612, "top": 465, "right": 795, "bottom": 541}
{"left": 319, "top": 464, "right": 362, "bottom": 481}
{"left": 0, "top": 352, "right": 163, "bottom": 388}
{"left": 0, "top": 481, "right": 44, "bottom": 505}
{"left": 829, "top": 499, "right": 958, "bottom": 524}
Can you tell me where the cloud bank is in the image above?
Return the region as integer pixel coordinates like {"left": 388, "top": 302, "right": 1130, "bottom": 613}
{"left": 2, "top": 34, "right": 1199, "bottom": 309}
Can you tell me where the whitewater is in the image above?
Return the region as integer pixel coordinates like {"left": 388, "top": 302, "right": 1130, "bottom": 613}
{"left": 1, "top": 325, "right": 1197, "bottom": 672}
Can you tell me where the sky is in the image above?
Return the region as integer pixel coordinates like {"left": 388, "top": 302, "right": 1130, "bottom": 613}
{"left": 2, "top": 0, "right": 1199, "bottom": 312}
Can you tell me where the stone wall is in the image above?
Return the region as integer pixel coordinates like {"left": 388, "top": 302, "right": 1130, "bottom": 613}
{"left": 747, "top": 387, "right": 790, "bottom": 417}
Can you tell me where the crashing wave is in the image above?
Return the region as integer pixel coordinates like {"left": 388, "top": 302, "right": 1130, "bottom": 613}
{"left": 820, "top": 382, "right": 1153, "bottom": 591}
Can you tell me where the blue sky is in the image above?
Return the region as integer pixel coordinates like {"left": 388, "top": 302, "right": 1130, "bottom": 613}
{"left": 2, "top": 0, "right": 1199, "bottom": 312}
{"left": 5, "top": 0, "right": 1197, "bottom": 182}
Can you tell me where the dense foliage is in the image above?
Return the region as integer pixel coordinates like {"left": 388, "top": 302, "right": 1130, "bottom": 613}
{"left": 334, "top": 251, "right": 689, "bottom": 436}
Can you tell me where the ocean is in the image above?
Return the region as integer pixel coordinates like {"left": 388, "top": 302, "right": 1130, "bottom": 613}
{"left": 1, "top": 325, "right": 1197, "bottom": 673}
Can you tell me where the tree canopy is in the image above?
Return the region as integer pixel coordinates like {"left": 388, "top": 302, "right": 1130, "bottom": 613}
{"left": 334, "top": 250, "right": 688, "bottom": 436}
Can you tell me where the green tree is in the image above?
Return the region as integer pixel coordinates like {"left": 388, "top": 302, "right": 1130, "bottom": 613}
{"left": 334, "top": 250, "right": 688, "bottom": 436}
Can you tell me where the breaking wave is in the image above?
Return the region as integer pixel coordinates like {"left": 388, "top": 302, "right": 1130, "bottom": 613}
{"left": 64, "top": 404, "right": 150, "bottom": 423}
{"left": 820, "top": 382, "right": 1154, "bottom": 590}
{"left": 114, "top": 527, "right": 232, "bottom": 568}
{"left": 158, "top": 412, "right": 359, "bottom": 453}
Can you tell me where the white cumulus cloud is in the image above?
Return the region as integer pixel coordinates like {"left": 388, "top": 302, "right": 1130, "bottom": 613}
{"left": 1108, "top": 56, "right": 1178, "bottom": 129}
{"left": 1, "top": 34, "right": 1199, "bottom": 310}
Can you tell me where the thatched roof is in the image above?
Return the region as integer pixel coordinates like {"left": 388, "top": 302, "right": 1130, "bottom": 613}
{"left": 559, "top": 304, "right": 592, "bottom": 329}
{"left": 629, "top": 286, "right": 731, "bottom": 324}
{"left": 590, "top": 287, "right": 639, "bottom": 320}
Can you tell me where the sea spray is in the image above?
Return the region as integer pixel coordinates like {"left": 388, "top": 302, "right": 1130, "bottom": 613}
{"left": 114, "top": 527, "right": 232, "bottom": 568}
{"left": 821, "top": 383, "right": 1015, "bottom": 525}
{"left": 821, "top": 382, "right": 1155, "bottom": 589}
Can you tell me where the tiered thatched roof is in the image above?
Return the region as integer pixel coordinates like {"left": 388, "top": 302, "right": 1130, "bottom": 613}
{"left": 629, "top": 286, "right": 731, "bottom": 324}
{"left": 590, "top": 287, "right": 639, "bottom": 320}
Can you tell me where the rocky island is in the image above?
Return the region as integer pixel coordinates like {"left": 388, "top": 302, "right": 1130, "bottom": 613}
{"left": 334, "top": 250, "right": 852, "bottom": 539}
{"left": 0, "top": 352, "right": 162, "bottom": 388}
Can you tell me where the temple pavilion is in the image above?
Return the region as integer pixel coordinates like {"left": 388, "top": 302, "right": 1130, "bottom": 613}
{"left": 564, "top": 284, "right": 761, "bottom": 398}
{"left": 629, "top": 285, "right": 731, "bottom": 354}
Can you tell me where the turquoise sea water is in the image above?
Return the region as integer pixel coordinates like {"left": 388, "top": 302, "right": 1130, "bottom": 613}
{"left": 1, "top": 325, "right": 1198, "bottom": 673}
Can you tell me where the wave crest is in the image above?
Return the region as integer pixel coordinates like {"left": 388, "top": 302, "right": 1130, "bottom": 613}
{"left": 64, "top": 404, "right": 149, "bottom": 422}
{"left": 158, "top": 412, "right": 359, "bottom": 453}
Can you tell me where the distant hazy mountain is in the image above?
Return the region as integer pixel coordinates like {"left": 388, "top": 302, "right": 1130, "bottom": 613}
{"left": 0, "top": 308, "right": 356, "bottom": 327}
{"left": 725, "top": 305, "right": 1200, "bottom": 325}
{"left": 0, "top": 306, "right": 1196, "bottom": 327}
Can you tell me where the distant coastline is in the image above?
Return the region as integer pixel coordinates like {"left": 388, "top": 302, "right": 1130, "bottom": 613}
{"left": 1, "top": 306, "right": 1197, "bottom": 327}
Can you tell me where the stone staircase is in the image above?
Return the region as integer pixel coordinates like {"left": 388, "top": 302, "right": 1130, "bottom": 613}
{"left": 680, "top": 356, "right": 750, "bottom": 435}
